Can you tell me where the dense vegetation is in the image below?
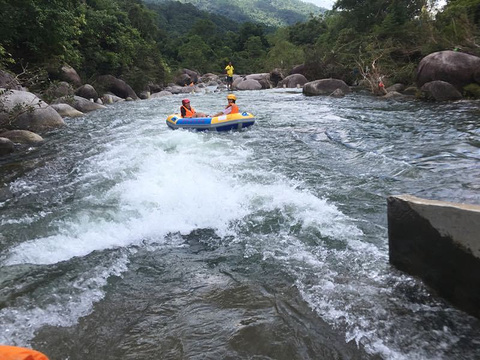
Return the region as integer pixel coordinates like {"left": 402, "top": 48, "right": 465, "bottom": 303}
{"left": 0, "top": 0, "right": 274, "bottom": 92}
{"left": 0, "top": 0, "right": 478, "bottom": 93}
{"left": 290, "top": 0, "right": 480, "bottom": 86}
{"left": 143, "top": 0, "right": 323, "bottom": 27}
{"left": 146, "top": 1, "right": 271, "bottom": 75}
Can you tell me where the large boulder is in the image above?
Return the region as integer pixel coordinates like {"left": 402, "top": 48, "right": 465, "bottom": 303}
{"left": 269, "top": 68, "right": 284, "bottom": 87}
{"left": 290, "top": 64, "right": 308, "bottom": 77}
{"left": 303, "top": 79, "right": 351, "bottom": 96}
{"left": 175, "top": 73, "right": 193, "bottom": 86}
{"left": 420, "top": 80, "right": 463, "bottom": 101}
{"left": 150, "top": 91, "right": 173, "bottom": 99}
{"left": 246, "top": 73, "right": 272, "bottom": 89}
{"left": 0, "top": 129, "right": 43, "bottom": 144}
{"left": 44, "top": 81, "right": 75, "bottom": 100}
{"left": 53, "top": 95, "right": 106, "bottom": 113}
{"left": 330, "top": 88, "right": 345, "bottom": 98}
{"left": 386, "top": 83, "right": 405, "bottom": 93}
{"left": 278, "top": 74, "right": 308, "bottom": 88}
{"left": 182, "top": 69, "right": 199, "bottom": 84}
{"left": 416, "top": 50, "right": 480, "bottom": 91}
{"left": 96, "top": 75, "right": 138, "bottom": 100}
{"left": 232, "top": 76, "right": 244, "bottom": 89}
{"left": 139, "top": 91, "right": 150, "bottom": 100}
{"left": 48, "top": 64, "right": 82, "bottom": 87}
{"left": 75, "top": 84, "right": 98, "bottom": 101}
{"left": 101, "top": 93, "right": 124, "bottom": 104}
{"left": 0, "top": 137, "right": 15, "bottom": 155}
{"left": 50, "top": 103, "right": 84, "bottom": 118}
{"left": 383, "top": 91, "right": 405, "bottom": 99}
{"left": 403, "top": 86, "right": 418, "bottom": 96}
{"left": 147, "top": 83, "right": 163, "bottom": 94}
{"left": 0, "top": 89, "right": 65, "bottom": 132}
{"left": 235, "top": 78, "right": 263, "bottom": 90}
{"left": 0, "top": 70, "right": 22, "bottom": 90}
{"left": 163, "top": 85, "right": 195, "bottom": 94}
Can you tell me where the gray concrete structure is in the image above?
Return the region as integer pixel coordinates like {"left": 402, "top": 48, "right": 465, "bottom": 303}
{"left": 388, "top": 194, "right": 480, "bottom": 319}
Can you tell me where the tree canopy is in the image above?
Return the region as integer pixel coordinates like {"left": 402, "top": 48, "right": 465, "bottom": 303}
{"left": 0, "top": 0, "right": 478, "bottom": 92}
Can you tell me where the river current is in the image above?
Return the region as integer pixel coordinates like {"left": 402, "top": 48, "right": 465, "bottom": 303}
{"left": 0, "top": 88, "right": 479, "bottom": 359}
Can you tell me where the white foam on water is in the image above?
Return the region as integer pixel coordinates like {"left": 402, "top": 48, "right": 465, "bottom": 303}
{"left": 1, "top": 111, "right": 367, "bottom": 347}
{"left": 3, "top": 129, "right": 255, "bottom": 265}
{"left": 289, "top": 240, "right": 475, "bottom": 360}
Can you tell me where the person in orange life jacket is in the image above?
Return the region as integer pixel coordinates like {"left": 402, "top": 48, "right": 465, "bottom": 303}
{"left": 180, "top": 98, "right": 206, "bottom": 118}
{"left": 0, "top": 345, "right": 49, "bottom": 360}
{"left": 212, "top": 94, "right": 239, "bottom": 117}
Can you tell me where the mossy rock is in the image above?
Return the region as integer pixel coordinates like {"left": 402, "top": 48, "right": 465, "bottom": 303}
{"left": 463, "top": 83, "right": 480, "bottom": 99}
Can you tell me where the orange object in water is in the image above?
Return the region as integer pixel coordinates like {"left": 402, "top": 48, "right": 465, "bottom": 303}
{"left": 0, "top": 345, "right": 49, "bottom": 360}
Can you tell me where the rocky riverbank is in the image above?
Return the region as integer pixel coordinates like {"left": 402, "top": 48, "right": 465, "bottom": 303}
{"left": 1, "top": 50, "right": 479, "bottom": 157}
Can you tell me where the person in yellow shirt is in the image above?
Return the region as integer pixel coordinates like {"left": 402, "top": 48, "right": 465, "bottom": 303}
{"left": 224, "top": 61, "right": 234, "bottom": 91}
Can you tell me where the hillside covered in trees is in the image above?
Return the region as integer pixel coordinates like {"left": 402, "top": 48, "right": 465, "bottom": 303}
{"left": 143, "top": 0, "right": 324, "bottom": 27}
{"left": 0, "top": 0, "right": 478, "bottom": 93}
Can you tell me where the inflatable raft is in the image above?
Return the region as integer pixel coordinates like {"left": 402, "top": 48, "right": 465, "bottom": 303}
{"left": 166, "top": 112, "right": 255, "bottom": 131}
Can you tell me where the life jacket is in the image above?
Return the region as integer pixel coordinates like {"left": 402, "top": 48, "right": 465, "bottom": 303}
{"left": 228, "top": 103, "right": 239, "bottom": 114}
{"left": 181, "top": 105, "right": 196, "bottom": 118}
{"left": 0, "top": 345, "right": 49, "bottom": 360}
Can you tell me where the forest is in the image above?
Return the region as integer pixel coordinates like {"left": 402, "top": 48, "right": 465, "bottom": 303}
{"left": 0, "top": 0, "right": 479, "bottom": 93}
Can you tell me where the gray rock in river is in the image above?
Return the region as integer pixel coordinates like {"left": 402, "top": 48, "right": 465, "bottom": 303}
{"left": 0, "top": 129, "right": 43, "bottom": 144}
{"left": 278, "top": 74, "right": 308, "bottom": 88}
{"left": 0, "top": 70, "right": 23, "bottom": 90}
{"left": 303, "top": 78, "right": 351, "bottom": 96}
{"left": 96, "top": 75, "right": 138, "bottom": 100}
{"left": 0, "top": 137, "right": 15, "bottom": 155}
{"left": 0, "top": 89, "right": 65, "bottom": 132}
{"left": 416, "top": 50, "right": 480, "bottom": 91}
{"left": 50, "top": 103, "right": 84, "bottom": 118}
{"left": 53, "top": 95, "right": 106, "bottom": 113}
{"left": 75, "top": 84, "right": 99, "bottom": 102}
{"left": 420, "top": 80, "right": 463, "bottom": 101}
{"left": 235, "top": 78, "right": 263, "bottom": 90}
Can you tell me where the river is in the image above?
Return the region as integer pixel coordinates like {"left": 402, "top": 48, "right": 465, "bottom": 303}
{"left": 0, "top": 88, "right": 479, "bottom": 359}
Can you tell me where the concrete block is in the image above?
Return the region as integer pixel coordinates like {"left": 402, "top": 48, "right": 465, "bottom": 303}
{"left": 388, "top": 194, "right": 480, "bottom": 318}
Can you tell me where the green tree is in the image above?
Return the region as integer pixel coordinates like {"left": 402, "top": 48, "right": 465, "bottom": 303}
{"left": 288, "top": 15, "right": 327, "bottom": 45}
{"left": 177, "top": 35, "right": 215, "bottom": 73}
{"left": 265, "top": 29, "right": 304, "bottom": 72}
{"left": 0, "top": 44, "right": 15, "bottom": 70}
{"left": 435, "top": 0, "right": 480, "bottom": 54}
{"left": 236, "top": 22, "right": 270, "bottom": 52}
{"left": 0, "top": 0, "right": 83, "bottom": 68}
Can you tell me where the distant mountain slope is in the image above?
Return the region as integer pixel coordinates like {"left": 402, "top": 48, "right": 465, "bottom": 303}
{"left": 143, "top": 0, "right": 325, "bottom": 27}
{"left": 147, "top": 1, "right": 241, "bottom": 36}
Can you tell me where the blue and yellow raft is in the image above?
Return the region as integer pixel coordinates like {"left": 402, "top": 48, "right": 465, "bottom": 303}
{"left": 166, "top": 112, "right": 255, "bottom": 131}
